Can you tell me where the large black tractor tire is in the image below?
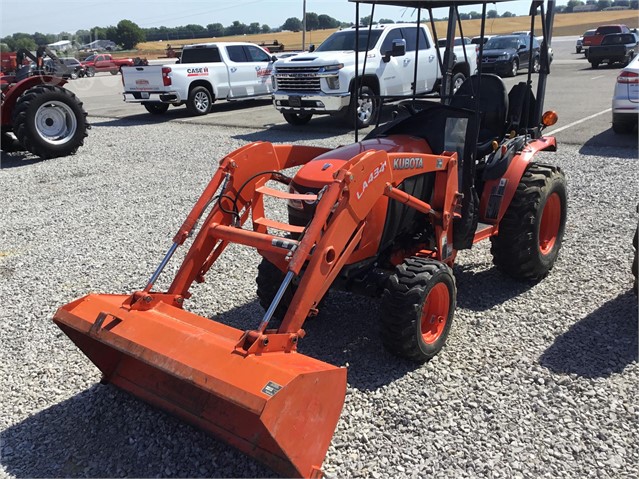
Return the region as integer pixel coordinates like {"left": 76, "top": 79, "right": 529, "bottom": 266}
{"left": 380, "top": 258, "right": 456, "bottom": 363}
{"left": 12, "top": 85, "right": 89, "bottom": 159}
{"left": 491, "top": 163, "right": 567, "bottom": 281}
{"left": 283, "top": 111, "right": 313, "bottom": 125}
{"left": 186, "top": 86, "right": 213, "bottom": 116}
{"left": 256, "top": 258, "right": 296, "bottom": 325}
{"left": 143, "top": 102, "right": 170, "bottom": 115}
{"left": 344, "top": 85, "right": 379, "bottom": 129}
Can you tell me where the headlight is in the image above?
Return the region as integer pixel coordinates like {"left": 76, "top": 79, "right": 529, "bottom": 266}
{"left": 497, "top": 54, "right": 510, "bottom": 61}
{"left": 320, "top": 63, "right": 344, "bottom": 73}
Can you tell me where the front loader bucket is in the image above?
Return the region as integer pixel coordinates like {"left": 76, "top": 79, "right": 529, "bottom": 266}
{"left": 53, "top": 293, "right": 346, "bottom": 478}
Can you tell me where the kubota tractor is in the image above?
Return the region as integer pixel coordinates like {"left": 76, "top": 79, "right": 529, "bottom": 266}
{"left": 1, "top": 46, "right": 89, "bottom": 159}
{"left": 53, "top": 1, "right": 564, "bottom": 477}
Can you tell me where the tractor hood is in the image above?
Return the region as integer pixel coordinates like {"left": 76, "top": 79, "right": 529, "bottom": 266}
{"left": 292, "top": 135, "right": 431, "bottom": 190}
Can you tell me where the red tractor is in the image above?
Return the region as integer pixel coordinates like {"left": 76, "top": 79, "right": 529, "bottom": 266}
{"left": 1, "top": 46, "right": 89, "bottom": 159}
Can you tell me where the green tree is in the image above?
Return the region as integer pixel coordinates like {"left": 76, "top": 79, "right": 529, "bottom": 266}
{"left": 282, "top": 17, "right": 302, "bottom": 31}
{"left": 378, "top": 18, "right": 395, "bottom": 23}
{"left": 360, "top": 15, "right": 372, "bottom": 25}
{"left": 305, "top": 12, "right": 319, "bottom": 30}
{"left": 469, "top": 11, "right": 482, "bottom": 19}
{"left": 115, "top": 19, "right": 145, "bottom": 49}
{"left": 487, "top": 9, "right": 498, "bottom": 18}
{"left": 14, "top": 37, "right": 37, "bottom": 51}
{"left": 0, "top": 43, "right": 10, "bottom": 52}
{"left": 318, "top": 14, "right": 340, "bottom": 29}
{"left": 597, "top": 0, "right": 612, "bottom": 8}
{"left": 261, "top": 24, "right": 271, "bottom": 33}
{"left": 226, "top": 21, "right": 247, "bottom": 35}
{"left": 207, "top": 23, "right": 225, "bottom": 37}
{"left": 501, "top": 11, "right": 516, "bottom": 17}
{"left": 248, "top": 22, "right": 261, "bottom": 34}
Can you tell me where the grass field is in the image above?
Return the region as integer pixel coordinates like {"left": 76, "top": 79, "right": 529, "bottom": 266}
{"left": 134, "top": 10, "right": 639, "bottom": 58}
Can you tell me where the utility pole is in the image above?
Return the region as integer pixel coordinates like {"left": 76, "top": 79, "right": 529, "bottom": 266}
{"left": 302, "top": 0, "right": 307, "bottom": 51}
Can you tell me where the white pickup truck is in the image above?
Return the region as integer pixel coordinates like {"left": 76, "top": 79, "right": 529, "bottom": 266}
{"left": 272, "top": 24, "right": 477, "bottom": 128}
{"left": 121, "top": 42, "right": 276, "bottom": 115}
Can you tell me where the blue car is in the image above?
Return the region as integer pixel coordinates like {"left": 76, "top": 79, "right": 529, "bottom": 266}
{"left": 479, "top": 34, "right": 541, "bottom": 77}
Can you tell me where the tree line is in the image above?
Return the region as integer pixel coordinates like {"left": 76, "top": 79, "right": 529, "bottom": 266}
{"left": 2, "top": 1, "right": 637, "bottom": 53}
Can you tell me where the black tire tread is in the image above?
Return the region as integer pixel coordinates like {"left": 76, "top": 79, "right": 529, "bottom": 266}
{"left": 380, "top": 257, "right": 456, "bottom": 363}
{"left": 490, "top": 163, "right": 566, "bottom": 281}
{"left": 12, "top": 85, "right": 89, "bottom": 159}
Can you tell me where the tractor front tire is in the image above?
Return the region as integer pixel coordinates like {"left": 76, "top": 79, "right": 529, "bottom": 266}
{"left": 491, "top": 163, "right": 567, "bottom": 281}
{"left": 380, "top": 258, "right": 456, "bottom": 363}
{"left": 12, "top": 85, "right": 89, "bottom": 159}
{"left": 256, "top": 258, "right": 296, "bottom": 324}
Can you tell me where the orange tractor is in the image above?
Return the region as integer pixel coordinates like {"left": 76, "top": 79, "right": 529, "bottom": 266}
{"left": 53, "top": 0, "right": 564, "bottom": 477}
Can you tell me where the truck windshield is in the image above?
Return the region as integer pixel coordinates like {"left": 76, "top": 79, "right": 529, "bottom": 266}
{"left": 316, "top": 30, "right": 384, "bottom": 52}
{"left": 485, "top": 37, "right": 519, "bottom": 50}
{"left": 180, "top": 47, "right": 221, "bottom": 64}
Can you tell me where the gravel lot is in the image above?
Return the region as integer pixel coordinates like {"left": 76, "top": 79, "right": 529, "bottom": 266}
{"left": 1, "top": 119, "right": 637, "bottom": 479}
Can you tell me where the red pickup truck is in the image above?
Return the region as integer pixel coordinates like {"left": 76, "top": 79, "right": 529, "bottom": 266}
{"left": 81, "top": 53, "right": 135, "bottom": 76}
{"left": 583, "top": 25, "right": 631, "bottom": 56}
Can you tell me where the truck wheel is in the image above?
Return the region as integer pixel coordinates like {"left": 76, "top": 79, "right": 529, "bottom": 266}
{"left": 612, "top": 114, "right": 635, "bottom": 134}
{"left": 532, "top": 56, "right": 541, "bottom": 73}
{"left": 380, "top": 257, "right": 456, "bottom": 363}
{"left": 508, "top": 59, "right": 519, "bottom": 77}
{"left": 85, "top": 67, "right": 95, "bottom": 77}
{"left": 590, "top": 60, "right": 599, "bottom": 69}
{"left": 283, "top": 112, "right": 312, "bottom": 125}
{"left": 576, "top": 47, "right": 581, "bottom": 54}
{"left": 143, "top": 103, "right": 170, "bottom": 115}
{"left": 186, "top": 86, "right": 213, "bottom": 115}
{"left": 451, "top": 73, "right": 466, "bottom": 95}
{"left": 110, "top": 69, "right": 118, "bottom": 75}
{"left": 345, "top": 85, "right": 379, "bottom": 129}
{"left": 491, "top": 163, "right": 567, "bottom": 281}
{"left": 12, "top": 85, "right": 89, "bottom": 159}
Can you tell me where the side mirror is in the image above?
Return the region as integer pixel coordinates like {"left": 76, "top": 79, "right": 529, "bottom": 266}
{"left": 271, "top": 55, "right": 278, "bottom": 62}
{"left": 308, "top": 44, "right": 315, "bottom": 53}
{"left": 384, "top": 38, "right": 406, "bottom": 62}
{"left": 518, "top": 44, "right": 526, "bottom": 50}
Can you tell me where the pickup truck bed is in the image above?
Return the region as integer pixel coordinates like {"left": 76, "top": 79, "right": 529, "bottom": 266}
{"left": 588, "top": 33, "right": 638, "bottom": 68}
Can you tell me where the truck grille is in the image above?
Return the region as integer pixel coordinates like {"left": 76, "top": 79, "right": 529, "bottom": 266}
{"left": 275, "top": 66, "right": 321, "bottom": 92}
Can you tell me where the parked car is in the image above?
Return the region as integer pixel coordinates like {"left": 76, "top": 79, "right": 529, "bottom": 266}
{"left": 437, "top": 36, "right": 472, "bottom": 47}
{"left": 611, "top": 53, "right": 639, "bottom": 134}
{"left": 479, "top": 34, "right": 540, "bottom": 77}
{"left": 583, "top": 25, "right": 631, "bottom": 57}
{"left": 512, "top": 31, "right": 553, "bottom": 63}
{"left": 471, "top": 35, "right": 495, "bottom": 45}
{"left": 43, "top": 57, "right": 86, "bottom": 79}
{"left": 577, "top": 29, "right": 596, "bottom": 54}
{"left": 588, "top": 33, "right": 638, "bottom": 69}
{"left": 81, "top": 53, "right": 137, "bottom": 76}
{"left": 122, "top": 42, "right": 275, "bottom": 116}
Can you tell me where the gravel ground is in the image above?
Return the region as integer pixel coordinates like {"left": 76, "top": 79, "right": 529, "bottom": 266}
{"left": 1, "top": 119, "right": 637, "bottom": 479}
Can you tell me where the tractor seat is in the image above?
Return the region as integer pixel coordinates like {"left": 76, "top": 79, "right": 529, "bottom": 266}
{"left": 449, "top": 74, "right": 508, "bottom": 157}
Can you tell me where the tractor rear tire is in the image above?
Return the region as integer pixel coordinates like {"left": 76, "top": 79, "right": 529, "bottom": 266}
{"left": 380, "top": 257, "right": 456, "bottom": 363}
{"left": 491, "top": 163, "right": 567, "bottom": 281}
{"left": 256, "top": 258, "right": 296, "bottom": 324}
{"left": 12, "top": 85, "right": 89, "bottom": 159}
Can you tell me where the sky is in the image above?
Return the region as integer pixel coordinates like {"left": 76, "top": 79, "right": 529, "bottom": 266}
{"left": 1, "top": 1, "right": 535, "bottom": 37}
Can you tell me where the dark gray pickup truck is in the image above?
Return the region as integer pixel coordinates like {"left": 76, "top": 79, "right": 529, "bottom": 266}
{"left": 588, "top": 33, "right": 638, "bottom": 68}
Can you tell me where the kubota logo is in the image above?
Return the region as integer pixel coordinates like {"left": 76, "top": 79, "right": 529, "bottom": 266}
{"left": 356, "top": 160, "right": 387, "bottom": 200}
{"left": 393, "top": 157, "right": 423, "bottom": 170}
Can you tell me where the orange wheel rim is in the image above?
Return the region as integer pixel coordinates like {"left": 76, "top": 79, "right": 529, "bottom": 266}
{"left": 539, "top": 192, "right": 561, "bottom": 255}
{"left": 420, "top": 283, "right": 450, "bottom": 344}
